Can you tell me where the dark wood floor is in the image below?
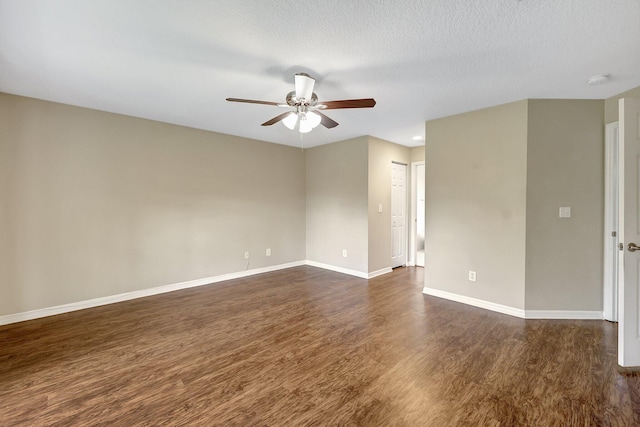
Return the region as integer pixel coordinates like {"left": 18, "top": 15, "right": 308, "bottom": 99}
{"left": 1, "top": 266, "right": 639, "bottom": 426}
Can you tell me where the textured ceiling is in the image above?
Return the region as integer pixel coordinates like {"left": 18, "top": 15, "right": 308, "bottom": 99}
{"left": 1, "top": 0, "right": 639, "bottom": 148}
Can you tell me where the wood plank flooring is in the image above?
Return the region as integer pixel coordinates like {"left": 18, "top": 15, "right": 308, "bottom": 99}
{"left": 1, "top": 266, "right": 639, "bottom": 426}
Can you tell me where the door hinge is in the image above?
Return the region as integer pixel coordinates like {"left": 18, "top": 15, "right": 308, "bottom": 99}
{"left": 612, "top": 231, "right": 617, "bottom": 237}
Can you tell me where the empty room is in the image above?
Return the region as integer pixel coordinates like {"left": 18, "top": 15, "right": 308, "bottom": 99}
{"left": 1, "top": 1, "right": 640, "bottom": 425}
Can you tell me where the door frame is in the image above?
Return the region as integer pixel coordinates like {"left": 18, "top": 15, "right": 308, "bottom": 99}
{"left": 409, "top": 161, "right": 425, "bottom": 267}
{"left": 604, "top": 121, "right": 619, "bottom": 322}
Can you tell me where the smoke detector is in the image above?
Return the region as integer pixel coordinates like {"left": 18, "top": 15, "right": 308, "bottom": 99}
{"left": 587, "top": 74, "right": 610, "bottom": 85}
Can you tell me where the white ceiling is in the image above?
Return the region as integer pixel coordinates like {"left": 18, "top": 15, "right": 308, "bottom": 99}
{"left": 1, "top": 1, "right": 639, "bottom": 148}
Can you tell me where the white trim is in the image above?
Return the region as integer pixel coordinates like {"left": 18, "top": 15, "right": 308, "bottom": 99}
{"left": 0, "top": 261, "right": 305, "bottom": 326}
{"left": 604, "top": 121, "right": 620, "bottom": 322}
{"left": 368, "top": 267, "right": 393, "bottom": 279}
{"left": 410, "top": 161, "right": 425, "bottom": 268}
{"left": 525, "top": 310, "right": 604, "bottom": 320}
{"left": 304, "top": 260, "right": 369, "bottom": 279}
{"left": 422, "top": 287, "right": 525, "bottom": 318}
{"left": 304, "top": 261, "right": 392, "bottom": 279}
{"left": 422, "top": 287, "right": 605, "bottom": 320}
{"left": 0, "top": 260, "right": 396, "bottom": 326}
{"left": 1, "top": 262, "right": 606, "bottom": 326}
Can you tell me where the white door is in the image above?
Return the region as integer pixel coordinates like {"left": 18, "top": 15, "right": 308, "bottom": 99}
{"left": 391, "top": 163, "right": 407, "bottom": 268}
{"left": 618, "top": 97, "right": 640, "bottom": 367}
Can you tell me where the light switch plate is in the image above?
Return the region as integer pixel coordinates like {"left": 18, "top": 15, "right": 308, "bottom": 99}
{"left": 559, "top": 207, "right": 571, "bottom": 218}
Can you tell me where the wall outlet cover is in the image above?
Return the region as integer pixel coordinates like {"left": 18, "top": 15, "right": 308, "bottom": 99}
{"left": 559, "top": 207, "right": 572, "bottom": 218}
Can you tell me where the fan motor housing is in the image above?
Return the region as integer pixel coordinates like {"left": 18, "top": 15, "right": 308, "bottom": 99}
{"left": 286, "top": 91, "right": 318, "bottom": 107}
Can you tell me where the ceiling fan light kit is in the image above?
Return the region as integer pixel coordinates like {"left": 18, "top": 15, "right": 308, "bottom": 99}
{"left": 226, "top": 73, "right": 376, "bottom": 134}
{"left": 282, "top": 110, "right": 321, "bottom": 133}
{"left": 282, "top": 112, "right": 298, "bottom": 130}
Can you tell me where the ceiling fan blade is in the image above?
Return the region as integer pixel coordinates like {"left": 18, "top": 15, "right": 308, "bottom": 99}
{"left": 261, "top": 112, "right": 294, "bottom": 126}
{"left": 226, "top": 98, "right": 281, "bottom": 106}
{"left": 320, "top": 98, "right": 376, "bottom": 110}
{"left": 294, "top": 73, "right": 315, "bottom": 101}
{"left": 316, "top": 111, "right": 339, "bottom": 129}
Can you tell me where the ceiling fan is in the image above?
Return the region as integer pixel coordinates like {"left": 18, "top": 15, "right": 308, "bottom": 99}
{"left": 226, "top": 73, "right": 376, "bottom": 133}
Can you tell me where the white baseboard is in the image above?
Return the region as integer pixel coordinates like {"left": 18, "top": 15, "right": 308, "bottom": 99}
{"left": 304, "top": 261, "right": 393, "bottom": 279}
{"left": 422, "top": 287, "right": 525, "bottom": 318}
{"left": 1, "top": 264, "right": 606, "bottom": 326}
{"left": 0, "top": 261, "right": 306, "bottom": 326}
{"left": 525, "top": 310, "right": 604, "bottom": 320}
{"left": 422, "top": 287, "right": 605, "bottom": 320}
{"left": 304, "top": 260, "right": 369, "bottom": 279}
{"left": 368, "top": 267, "right": 393, "bottom": 279}
{"left": 0, "top": 260, "right": 396, "bottom": 326}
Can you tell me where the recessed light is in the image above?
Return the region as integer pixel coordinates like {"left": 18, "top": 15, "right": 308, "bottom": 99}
{"left": 412, "top": 135, "right": 423, "bottom": 141}
{"left": 587, "top": 74, "right": 610, "bottom": 85}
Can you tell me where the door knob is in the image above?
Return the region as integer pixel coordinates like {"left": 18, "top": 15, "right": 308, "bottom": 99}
{"left": 628, "top": 243, "right": 640, "bottom": 252}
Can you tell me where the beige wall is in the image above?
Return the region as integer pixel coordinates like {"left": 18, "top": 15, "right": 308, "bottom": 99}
{"left": 3, "top": 89, "right": 611, "bottom": 319}
{"left": 425, "top": 101, "right": 529, "bottom": 309}
{"left": 425, "top": 98, "right": 606, "bottom": 312}
{"left": 305, "top": 137, "right": 369, "bottom": 273}
{"left": 368, "top": 137, "right": 411, "bottom": 273}
{"left": 0, "top": 96, "right": 9, "bottom": 309}
{"left": 0, "top": 93, "right": 306, "bottom": 316}
{"left": 410, "top": 146, "right": 425, "bottom": 163}
{"left": 525, "top": 100, "right": 604, "bottom": 310}
{"left": 306, "top": 136, "right": 411, "bottom": 274}
{"left": 604, "top": 86, "right": 640, "bottom": 124}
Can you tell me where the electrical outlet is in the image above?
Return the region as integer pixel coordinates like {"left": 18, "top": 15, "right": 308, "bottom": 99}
{"left": 559, "top": 207, "right": 571, "bottom": 218}
{"left": 244, "top": 251, "right": 250, "bottom": 259}
{"left": 468, "top": 271, "right": 477, "bottom": 282}
{"left": 266, "top": 248, "right": 271, "bottom": 257}
{"left": 342, "top": 249, "right": 348, "bottom": 258}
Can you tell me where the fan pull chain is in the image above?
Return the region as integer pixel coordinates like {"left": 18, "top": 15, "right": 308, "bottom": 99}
{"left": 300, "top": 132, "right": 304, "bottom": 151}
